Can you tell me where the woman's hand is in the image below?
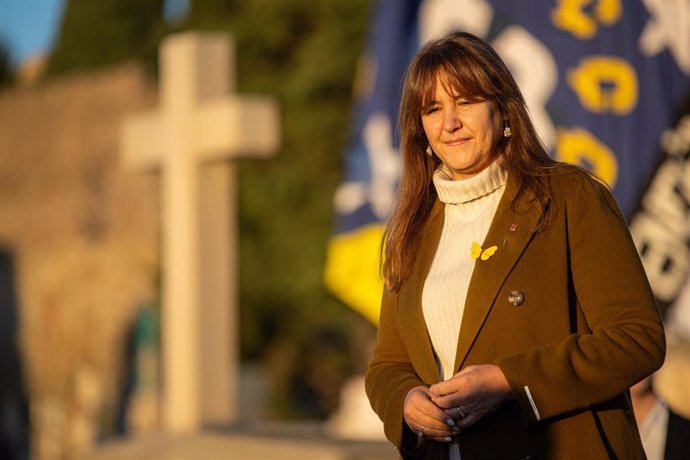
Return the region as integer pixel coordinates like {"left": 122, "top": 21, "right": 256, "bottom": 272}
{"left": 403, "top": 385, "right": 459, "bottom": 442}
{"left": 428, "top": 365, "right": 514, "bottom": 428}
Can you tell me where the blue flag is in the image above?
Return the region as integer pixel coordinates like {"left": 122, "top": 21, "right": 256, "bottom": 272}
{"left": 325, "top": 0, "right": 690, "bottom": 326}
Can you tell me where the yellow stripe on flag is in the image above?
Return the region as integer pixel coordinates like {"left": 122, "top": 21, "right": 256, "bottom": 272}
{"left": 324, "top": 224, "right": 385, "bottom": 325}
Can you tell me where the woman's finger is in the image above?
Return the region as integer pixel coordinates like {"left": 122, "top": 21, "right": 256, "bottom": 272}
{"left": 414, "top": 423, "right": 456, "bottom": 442}
{"left": 408, "top": 406, "right": 459, "bottom": 439}
{"left": 404, "top": 386, "right": 458, "bottom": 433}
{"left": 428, "top": 376, "right": 466, "bottom": 399}
{"left": 432, "top": 392, "right": 462, "bottom": 409}
{"left": 444, "top": 405, "right": 468, "bottom": 420}
{"left": 454, "top": 411, "right": 482, "bottom": 428}
{"left": 413, "top": 408, "right": 457, "bottom": 433}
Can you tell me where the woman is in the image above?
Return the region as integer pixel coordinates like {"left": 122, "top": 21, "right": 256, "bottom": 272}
{"left": 365, "top": 32, "right": 665, "bottom": 460}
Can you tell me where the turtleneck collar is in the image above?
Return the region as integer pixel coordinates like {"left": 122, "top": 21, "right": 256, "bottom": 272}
{"left": 433, "top": 160, "right": 507, "bottom": 205}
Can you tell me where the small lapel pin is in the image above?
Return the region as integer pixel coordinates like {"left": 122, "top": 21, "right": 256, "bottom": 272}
{"left": 509, "top": 223, "right": 518, "bottom": 232}
{"left": 508, "top": 291, "right": 524, "bottom": 306}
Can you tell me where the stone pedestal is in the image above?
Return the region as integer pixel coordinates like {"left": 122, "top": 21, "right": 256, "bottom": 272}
{"left": 327, "top": 375, "right": 385, "bottom": 441}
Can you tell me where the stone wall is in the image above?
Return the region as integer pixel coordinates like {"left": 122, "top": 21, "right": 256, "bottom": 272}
{"left": 0, "top": 63, "right": 160, "bottom": 458}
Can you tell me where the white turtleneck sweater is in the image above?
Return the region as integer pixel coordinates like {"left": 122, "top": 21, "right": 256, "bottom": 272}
{"left": 422, "top": 161, "right": 507, "bottom": 382}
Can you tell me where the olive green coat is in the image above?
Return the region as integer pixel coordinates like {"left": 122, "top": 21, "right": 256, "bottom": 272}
{"left": 365, "top": 165, "right": 665, "bottom": 459}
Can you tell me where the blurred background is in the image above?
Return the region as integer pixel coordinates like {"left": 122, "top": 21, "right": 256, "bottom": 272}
{"left": 0, "top": 1, "right": 689, "bottom": 459}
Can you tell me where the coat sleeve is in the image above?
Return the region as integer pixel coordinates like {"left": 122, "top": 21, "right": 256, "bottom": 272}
{"left": 365, "top": 287, "right": 427, "bottom": 450}
{"left": 495, "top": 172, "right": 666, "bottom": 424}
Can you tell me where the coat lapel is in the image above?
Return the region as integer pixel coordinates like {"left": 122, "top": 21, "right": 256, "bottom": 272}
{"left": 454, "top": 174, "right": 546, "bottom": 371}
{"left": 397, "top": 200, "right": 444, "bottom": 384}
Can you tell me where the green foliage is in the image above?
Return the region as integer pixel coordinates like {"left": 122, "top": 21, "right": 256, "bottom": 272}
{"left": 45, "top": 0, "right": 376, "bottom": 419}
{"left": 45, "top": 0, "right": 167, "bottom": 78}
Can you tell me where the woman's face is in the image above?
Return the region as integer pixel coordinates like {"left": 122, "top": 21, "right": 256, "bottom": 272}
{"left": 421, "top": 75, "right": 504, "bottom": 180}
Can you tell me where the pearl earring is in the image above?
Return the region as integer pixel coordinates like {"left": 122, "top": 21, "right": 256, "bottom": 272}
{"left": 425, "top": 145, "right": 433, "bottom": 156}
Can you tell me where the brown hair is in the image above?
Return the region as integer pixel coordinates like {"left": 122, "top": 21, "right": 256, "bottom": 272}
{"left": 382, "top": 31, "right": 557, "bottom": 291}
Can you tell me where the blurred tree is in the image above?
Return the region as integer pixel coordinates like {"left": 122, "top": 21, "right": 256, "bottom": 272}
{"left": 44, "top": 0, "right": 375, "bottom": 419}
{"left": 45, "top": 0, "right": 167, "bottom": 77}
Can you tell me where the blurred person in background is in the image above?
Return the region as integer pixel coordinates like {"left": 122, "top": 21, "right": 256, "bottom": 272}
{"left": 365, "top": 32, "right": 665, "bottom": 460}
{"left": 631, "top": 343, "right": 690, "bottom": 460}
{"left": 0, "top": 251, "right": 30, "bottom": 460}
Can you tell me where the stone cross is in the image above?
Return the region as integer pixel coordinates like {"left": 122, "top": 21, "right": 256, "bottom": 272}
{"left": 120, "top": 32, "right": 280, "bottom": 431}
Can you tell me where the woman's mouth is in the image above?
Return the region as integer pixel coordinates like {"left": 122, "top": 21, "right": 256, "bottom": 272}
{"left": 445, "top": 137, "right": 470, "bottom": 146}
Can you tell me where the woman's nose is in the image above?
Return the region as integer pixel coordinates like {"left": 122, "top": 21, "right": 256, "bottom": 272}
{"left": 443, "top": 108, "right": 461, "bottom": 132}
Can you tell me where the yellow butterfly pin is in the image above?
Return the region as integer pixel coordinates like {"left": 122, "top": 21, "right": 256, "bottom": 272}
{"left": 471, "top": 241, "right": 498, "bottom": 261}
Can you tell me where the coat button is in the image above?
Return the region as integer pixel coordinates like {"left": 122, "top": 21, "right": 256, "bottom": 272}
{"left": 508, "top": 291, "right": 524, "bottom": 306}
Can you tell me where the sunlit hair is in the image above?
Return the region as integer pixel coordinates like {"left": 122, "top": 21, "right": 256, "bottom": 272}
{"left": 382, "top": 31, "right": 557, "bottom": 291}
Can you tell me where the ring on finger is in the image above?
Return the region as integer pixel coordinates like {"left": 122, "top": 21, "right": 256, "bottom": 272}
{"left": 454, "top": 406, "right": 467, "bottom": 419}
